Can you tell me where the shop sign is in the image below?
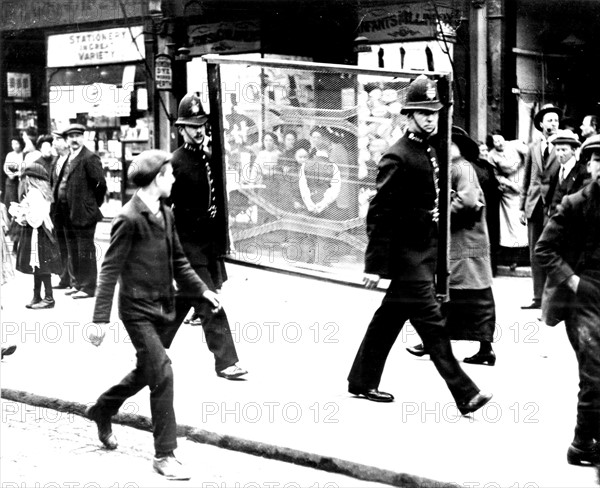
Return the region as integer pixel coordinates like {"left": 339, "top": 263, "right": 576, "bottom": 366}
{"left": 6, "top": 72, "right": 31, "bottom": 98}
{"left": 358, "top": 2, "right": 460, "bottom": 43}
{"left": 1, "top": 0, "right": 143, "bottom": 31}
{"left": 188, "top": 20, "right": 261, "bottom": 56}
{"left": 155, "top": 54, "right": 173, "bottom": 91}
{"left": 47, "top": 26, "right": 145, "bottom": 68}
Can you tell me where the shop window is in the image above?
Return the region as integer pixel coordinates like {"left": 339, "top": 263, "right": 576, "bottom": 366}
{"left": 47, "top": 63, "right": 152, "bottom": 218}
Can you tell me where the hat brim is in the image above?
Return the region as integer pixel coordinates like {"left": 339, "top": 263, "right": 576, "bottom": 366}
{"left": 581, "top": 145, "right": 600, "bottom": 157}
{"left": 534, "top": 107, "right": 563, "bottom": 131}
{"left": 175, "top": 116, "right": 209, "bottom": 127}
{"left": 551, "top": 138, "right": 581, "bottom": 148}
{"left": 62, "top": 130, "right": 85, "bottom": 136}
{"left": 401, "top": 101, "right": 443, "bottom": 114}
{"left": 452, "top": 133, "right": 480, "bottom": 163}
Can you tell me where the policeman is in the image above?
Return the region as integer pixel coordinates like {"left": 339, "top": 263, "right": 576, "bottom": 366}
{"left": 347, "top": 75, "right": 492, "bottom": 415}
{"left": 169, "top": 92, "right": 247, "bottom": 380}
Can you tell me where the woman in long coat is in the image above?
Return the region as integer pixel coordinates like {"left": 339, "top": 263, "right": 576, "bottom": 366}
{"left": 446, "top": 133, "right": 496, "bottom": 365}
{"left": 407, "top": 130, "right": 497, "bottom": 365}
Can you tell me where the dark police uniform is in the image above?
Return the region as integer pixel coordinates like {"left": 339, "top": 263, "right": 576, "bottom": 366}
{"left": 348, "top": 129, "right": 483, "bottom": 410}
{"left": 169, "top": 142, "right": 239, "bottom": 373}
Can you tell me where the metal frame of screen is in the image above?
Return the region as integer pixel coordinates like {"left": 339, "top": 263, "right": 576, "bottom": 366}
{"left": 202, "top": 54, "right": 452, "bottom": 300}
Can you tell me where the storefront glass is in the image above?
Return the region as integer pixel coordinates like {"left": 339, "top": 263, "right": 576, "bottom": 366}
{"left": 46, "top": 26, "right": 150, "bottom": 218}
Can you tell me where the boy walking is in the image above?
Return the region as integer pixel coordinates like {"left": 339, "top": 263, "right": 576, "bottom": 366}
{"left": 85, "top": 150, "right": 221, "bottom": 480}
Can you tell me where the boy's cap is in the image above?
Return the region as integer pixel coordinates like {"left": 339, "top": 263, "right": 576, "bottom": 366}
{"left": 128, "top": 149, "right": 172, "bottom": 187}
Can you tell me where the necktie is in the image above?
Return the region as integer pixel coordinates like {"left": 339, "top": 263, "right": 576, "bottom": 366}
{"left": 559, "top": 166, "right": 566, "bottom": 184}
{"left": 543, "top": 143, "right": 551, "bottom": 166}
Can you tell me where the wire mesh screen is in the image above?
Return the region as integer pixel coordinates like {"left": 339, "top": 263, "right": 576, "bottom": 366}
{"left": 207, "top": 57, "right": 440, "bottom": 279}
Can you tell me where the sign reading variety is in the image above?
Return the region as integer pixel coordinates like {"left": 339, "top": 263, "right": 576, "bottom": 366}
{"left": 47, "top": 26, "right": 145, "bottom": 67}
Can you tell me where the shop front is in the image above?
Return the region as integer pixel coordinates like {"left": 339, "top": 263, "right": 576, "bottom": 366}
{"left": 46, "top": 25, "right": 153, "bottom": 218}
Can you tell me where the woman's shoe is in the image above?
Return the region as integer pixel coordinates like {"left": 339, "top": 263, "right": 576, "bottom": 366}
{"left": 406, "top": 343, "right": 429, "bottom": 357}
{"left": 464, "top": 350, "right": 496, "bottom": 366}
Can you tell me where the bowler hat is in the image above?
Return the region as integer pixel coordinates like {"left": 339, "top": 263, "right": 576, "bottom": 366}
{"left": 401, "top": 75, "right": 443, "bottom": 114}
{"left": 451, "top": 127, "right": 479, "bottom": 163}
{"left": 580, "top": 134, "right": 600, "bottom": 160}
{"left": 128, "top": 149, "right": 172, "bottom": 187}
{"left": 533, "top": 104, "right": 562, "bottom": 132}
{"left": 22, "top": 162, "right": 49, "bottom": 182}
{"left": 548, "top": 129, "right": 580, "bottom": 148}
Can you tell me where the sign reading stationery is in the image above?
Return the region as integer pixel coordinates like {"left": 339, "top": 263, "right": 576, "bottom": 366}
{"left": 47, "top": 26, "right": 145, "bottom": 67}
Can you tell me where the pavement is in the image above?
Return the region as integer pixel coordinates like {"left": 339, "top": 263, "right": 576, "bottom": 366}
{"left": 1, "top": 224, "right": 600, "bottom": 487}
{"left": 1, "top": 398, "right": 390, "bottom": 487}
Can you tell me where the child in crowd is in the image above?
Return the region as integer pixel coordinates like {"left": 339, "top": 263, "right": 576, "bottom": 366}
{"left": 9, "top": 163, "right": 61, "bottom": 309}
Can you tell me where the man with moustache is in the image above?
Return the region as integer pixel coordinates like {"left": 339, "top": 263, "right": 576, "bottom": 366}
{"left": 520, "top": 104, "right": 562, "bottom": 309}
{"left": 168, "top": 93, "right": 247, "bottom": 380}
{"left": 52, "top": 124, "right": 106, "bottom": 299}
{"left": 536, "top": 135, "right": 600, "bottom": 466}
{"left": 347, "top": 75, "right": 492, "bottom": 415}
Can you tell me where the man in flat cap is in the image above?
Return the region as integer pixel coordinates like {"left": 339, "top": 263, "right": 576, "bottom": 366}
{"left": 86, "top": 150, "right": 221, "bottom": 480}
{"left": 168, "top": 92, "right": 247, "bottom": 380}
{"left": 520, "top": 104, "right": 561, "bottom": 309}
{"left": 546, "top": 129, "right": 588, "bottom": 219}
{"left": 536, "top": 134, "right": 600, "bottom": 467}
{"left": 347, "top": 75, "right": 492, "bottom": 416}
{"left": 52, "top": 123, "right": 106, "bottom": 299}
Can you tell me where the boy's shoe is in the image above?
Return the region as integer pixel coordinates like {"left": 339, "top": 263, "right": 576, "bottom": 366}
{"left": 30, "top": 298, "right": 55, "bottom": 309}
{"left": 84, "top": 405, "right": 118, "bottom": 450}
{"left": 217, "top": 364, "right": 248, "bottom": 380}
{"left": 153, "top": 454, "right": 191, "bottom": 480}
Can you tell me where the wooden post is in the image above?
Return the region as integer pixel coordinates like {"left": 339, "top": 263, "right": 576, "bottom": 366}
{"left": 206, "top": 60, "right": 230, "bottom": 255}
{"left": 436, "top": 73, "right": 453, "bottom": 302}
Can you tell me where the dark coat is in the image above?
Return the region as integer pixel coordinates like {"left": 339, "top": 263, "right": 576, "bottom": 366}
{"left": 546, "top": 159, "right": 589, "bottom": 219}
{"left": 15, "top": 224, "right": 61, "bottom": 275}
{"left": 364, "top": 132, "right": 438, "bottom": 281}
{"left": 521, "top": 139, "right": 560, "bottom": 218}
{"left": 93, "top": 194, "right": 209, "bottom": 324}
{"left": 52, "top": 146, "right": 106, "bottom": 227}
{"left": 169, "top": 144, "right": 222, "bottom": 266}
{"left": 471, "top": 157, "right": 501, "bottom": 251}
{"left": 535, "top": 180, "right": 600, "bottom": 325}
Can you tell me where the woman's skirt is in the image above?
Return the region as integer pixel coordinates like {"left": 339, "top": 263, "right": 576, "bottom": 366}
{"left": 445, "top": 287, "right": 496, "bottom": 342}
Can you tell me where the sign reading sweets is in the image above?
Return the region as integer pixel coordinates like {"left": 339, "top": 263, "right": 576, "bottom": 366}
{"left": 47, "top": 26, "right": 145, "bottom": 67}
